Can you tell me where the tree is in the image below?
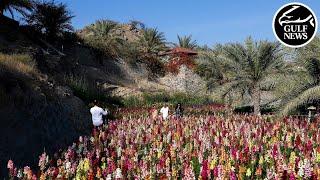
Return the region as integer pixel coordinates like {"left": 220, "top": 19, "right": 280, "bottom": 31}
{"left": 138, "top": 27, "right": 167, "bottom": 58}
{"left": 25, "top": 1, "right": 74, "bottom": 41}
{"left": 86, "top": 20, "right": 118, "bottom": 37}
{"left": 195, "top": 45, "right": 227, "bottom": 90}
{"left": 0, "top": 0, "right": 33, "bottom": 18}
{"left": 175, "top": 35, "right": 197, "bottom": 49}
{"left": 138, "top": 27, "right": 167, "bottom": 78}
{"left": 82, "top": 19, "right": 123, "bottom": 57}
{"left": 219, "top": 37, "right": 284, "bottom": 115}
{"left": 279, "top": 36, "right": 320, "bottom": 115}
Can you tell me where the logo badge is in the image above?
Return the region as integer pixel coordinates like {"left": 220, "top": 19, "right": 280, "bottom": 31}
{"left": 273, "top": 2, "right": 318, "bottom": 48}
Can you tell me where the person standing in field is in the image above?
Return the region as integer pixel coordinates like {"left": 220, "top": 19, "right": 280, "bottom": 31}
{"left": 90, "top": 100, "right": 108, "bottom": 128}
{"left": 175, "top": 103, "right": 183, "bottom": 119}
{"left": 160, "top": 104, "right": 169, "bottom": 120}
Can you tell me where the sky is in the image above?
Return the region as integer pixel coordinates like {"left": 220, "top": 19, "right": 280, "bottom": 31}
{"left": 9, "top": 0, "right": 320, "bottom": 46}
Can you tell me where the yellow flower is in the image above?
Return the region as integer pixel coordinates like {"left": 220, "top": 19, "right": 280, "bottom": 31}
{"left": 289, "top": 151, "right": 296, "bottom": 164}
{"left": 246, "top": 168, "right": 252, "bottom": 177}
{"left": 210, "top": 159, "right": 216, "bottom": 170}
{"left": 316, "top": 152, "right": 320, "bottom": 163}
{"left": 259, "top": 156, "right": 264, "bottom": 165}
{"left": 83, "top": 158, "right": 90, "bottom": 172}
{"left": 157, "top": 151, "right": 162, "bottom": 159}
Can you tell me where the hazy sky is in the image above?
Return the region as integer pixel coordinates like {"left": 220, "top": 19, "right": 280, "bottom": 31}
{"left": 9, "top": 0, "right": 320, "bottom": 46}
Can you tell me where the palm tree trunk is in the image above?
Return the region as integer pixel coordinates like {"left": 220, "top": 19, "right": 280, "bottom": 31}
{"left": 252, "top": 84, "right": 261, "bottom": 115}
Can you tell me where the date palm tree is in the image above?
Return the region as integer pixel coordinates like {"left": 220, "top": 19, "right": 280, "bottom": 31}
{"left": 219, "top": 37, "right": 285, "bottom": 115}
{"left": 82, "top": 19, "right": 123, "bottom": 57}
{"left": 137, "top": 27, "right": 167, "bottom": 78}
{"left": 25, "top": 1, "right": 73, "bottom": 41}
{"left": 0, "top": 0, "right": 33, "bottom": 18}
{"left": 279, "top": 36, "right": 320, "bottom": 115}
{"left": 175, "top": 35, "right": 197, "bottom": 49}
{"left": 138, "top": 27, "right": 166, "bottom": 58}
{"left": 86, "top": 20, "right": 118, "bottom": 37}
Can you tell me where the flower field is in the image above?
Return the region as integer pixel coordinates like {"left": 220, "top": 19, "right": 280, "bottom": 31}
{"left": 7, "top": 110, "right": 320, "bottom": 179}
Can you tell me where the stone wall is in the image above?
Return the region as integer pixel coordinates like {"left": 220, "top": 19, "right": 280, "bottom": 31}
{"left": 159, "top": 65, "right": 206, "bottom": 94}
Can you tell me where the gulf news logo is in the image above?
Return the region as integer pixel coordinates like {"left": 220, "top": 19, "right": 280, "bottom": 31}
{"left": 273, "top": 2, "right": 318, "bottom": 48}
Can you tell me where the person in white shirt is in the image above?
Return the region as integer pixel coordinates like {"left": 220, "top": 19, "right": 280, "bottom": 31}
{"left": 160, "top": 104, "right": 169, "bottom": 120}
{"left": 90, "top": 100, "right": 108, "bottom": 127}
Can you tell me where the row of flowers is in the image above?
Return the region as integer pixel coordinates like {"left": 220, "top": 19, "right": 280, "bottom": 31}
{"left": 7, "top": 113, "right": 320, "bottom": 179}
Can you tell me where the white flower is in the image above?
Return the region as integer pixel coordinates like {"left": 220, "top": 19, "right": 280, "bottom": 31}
{"left": 106, "top": 174, "right": 112, "bottom": 180}
{"left": 115, "top": 168, "right": 122, "bottom": 179}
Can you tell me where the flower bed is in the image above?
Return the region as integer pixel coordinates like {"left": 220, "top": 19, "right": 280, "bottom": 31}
{"left": 7, "top": 113, "right": 320, "bottom": 179}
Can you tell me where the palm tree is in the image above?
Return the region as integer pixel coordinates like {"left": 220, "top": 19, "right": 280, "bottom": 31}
{"left": 219, "top": 37, "right": 285, "bottom": 115}
{"left": 0, "top": 0, "right": 33, "bottom": 18}
{"left": 279, "top": 36, "right": 320, "bottom": 115}
{"left": 196, "top": 45, "right": 227, "bottom": 90}
{"left": 137, "top": 27, "right": 167, "bottom": 78}
{"left": 86, "top": 20, "right": 118, "bottom": 37}
{"left": 138, "top": 27, "right": 166, "bottom": 58}
{"left": 82, "top": 19, "right": 123, "bottom": 57}
{"left": 25, "top": 1, "right": 73, "bottom": 41}
{"left": 175, "top": 35, "right": 197, "bottom": 49}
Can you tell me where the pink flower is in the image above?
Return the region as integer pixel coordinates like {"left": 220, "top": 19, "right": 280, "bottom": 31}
{"left": 289, "top": 172, "right": 295, "bottom": 180}
{"left": 39, "top": 152, "right": 48, "bottom": 171}
{"left": 23, "top": 166, "right": 30, "bottom": 175}
{"left": 7, "top": 160, "right": 14, "bottom": 169}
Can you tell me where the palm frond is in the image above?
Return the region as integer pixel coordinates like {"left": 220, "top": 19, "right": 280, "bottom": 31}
{"left": 280, "top": 85, "right": 320, "bottom": 115}
{"left": 175, "top": 35, "right": 197, "bottom": 49}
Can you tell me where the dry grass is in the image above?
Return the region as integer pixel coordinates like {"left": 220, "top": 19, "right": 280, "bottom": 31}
{"left": 0, "top": 53, "right": 37, "bottom": 76}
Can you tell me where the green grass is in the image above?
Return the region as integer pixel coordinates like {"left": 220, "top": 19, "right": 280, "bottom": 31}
{"left": 122, "top": 92, "right": 212, "bottom": 107}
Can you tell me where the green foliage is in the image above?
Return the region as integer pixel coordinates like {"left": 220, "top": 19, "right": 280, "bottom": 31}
{"left": 137, "top": 28, "right": 167, "bottom": 77}
{"left": 81, "top": 19, "right": 123, "bottom": 58}
{"left": 138, "top": 27, "right": 166, "bottom": 57}
{"left": 198, "top": 37, "right": 285, "bottom": 114}
{"left": 64, "top": 74, "right": 122, "bottom": 106}
{"left": 191, "top": 156, "right": 200, "bottom": 179}
{"left": 25, "top": 0, "right": 74, "bottom": 41}
{"left": 0, "top": 0, "right": 33, "bottom": 18}
{"left": 122, "top": 92, "right": 211, "bottom": 107}
{"left": 121, "top": 96, "right": 142, "bottom": 107}
{"left": 86, "top": 20, "right": 118, "bottom": 37}
{"left": 119, "top": 41, "right": 141, "bottom": 64}
{"left": 279, "top": 36, "right": 320, "bottom": 115}
{"left": 175, "top": 35, "right": 197, "bottom": 49}
{"left": 195, "top": 47, "right": 227, "bottom": 90}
